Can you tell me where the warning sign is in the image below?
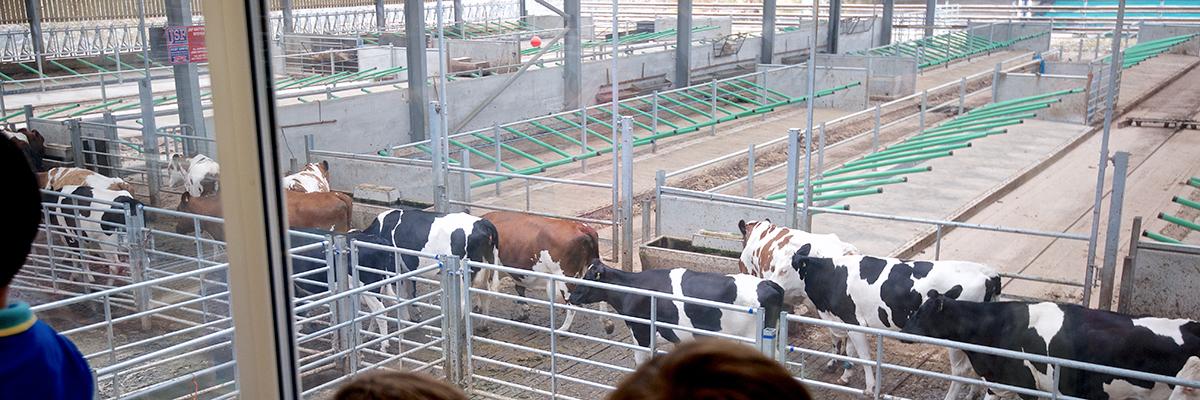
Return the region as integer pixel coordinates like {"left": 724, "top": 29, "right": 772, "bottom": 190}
{"left": 164, "top": 25, "right": 207, "bottom": 65}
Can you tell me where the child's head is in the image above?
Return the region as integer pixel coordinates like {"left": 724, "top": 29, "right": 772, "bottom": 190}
{"left": 0, "top": 138, "right": 42, "bottom": 291}
{"left": 335, "top": 370, "right": 467, "bottom": 400}
{"left": 608, "top": 339, "right": 813, "bottom": 400}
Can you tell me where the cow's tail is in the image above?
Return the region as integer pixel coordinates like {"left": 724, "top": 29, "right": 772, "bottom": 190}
{"left": 334, "top": 192, "right": 354, "bottom": 232}
{"left": 984, "top": 274, "right": 1002, "bottom": 302}
{"left": 577, "top": 224, "right": 601, "bottom": 261}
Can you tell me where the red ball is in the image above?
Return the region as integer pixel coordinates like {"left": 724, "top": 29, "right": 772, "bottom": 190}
{"left": 530, "top": 35, "right": 542, "bottom": 47}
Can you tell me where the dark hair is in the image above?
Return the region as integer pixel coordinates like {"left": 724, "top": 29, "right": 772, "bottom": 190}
{"left": 334, "top": 370, "right": 467, "bottom": 400}
{"left": 608, "top": 339, "right": 813, "bottom": 400}
{"left": 0, "top": 138, "right": 42, "bottom": 288}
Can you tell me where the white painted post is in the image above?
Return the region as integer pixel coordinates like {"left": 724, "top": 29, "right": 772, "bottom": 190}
{"left": 620, "top": 116, "right": 634, "bottom": 271}
{"left": 872, "top": 104, "right": 881, "bottom": 152}
{"left": 493, "top": 123, "right": 502, "bottom": 195}
{"left": 747, "top": 144, "right": 756, "bottom": 198}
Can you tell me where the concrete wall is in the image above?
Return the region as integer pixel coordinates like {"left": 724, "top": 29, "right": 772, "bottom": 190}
{"left": 817, "top": 53, "right": 917, "bottom": 99}
{"left": 758, "top": 64, "right": 869, "bottom": 110}
{"left": 1043, "top": 61, "right": 1094, "bottom": 76}
{"left": 1122, "top": 241, "right": 1200, "bottom": 320}
{"left": 658, "top": 193, "right": 785, "bottom": 239}
{"left": 835, "top": 17, "right": 885, "bottom": 54}
{"left": 308, "top": 152, "right": 466, "bottom": 206}
{"left": 994, "top": 72, "right": 1089, "bottom": 125}
{"left": 525, "top": 15, "right": 595, "bottom": 39}
{"left": 448, "top": 39, "right": 520, "bottom": 68}
{"left": 966, "top": 21, "right": 1052, "bottom": 53}
{"left": 1139, "top": 23, "right": 1200, "bottom": 56}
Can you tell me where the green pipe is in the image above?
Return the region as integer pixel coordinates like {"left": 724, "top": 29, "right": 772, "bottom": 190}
{"left": 912, "top": 121, "right": 1020, "bottom": 141}
{"left": 502, "top": 126, "right": 572, "bottom": 159}
{"left": 0, "top": 109, "right": 26, "bottom": 122}
{"left": 68, "top": 99, "right": 124, "bottom": 117}
{"left": 891, "top": 130, "right": 1003, "bottom": 153}
{"left": 1160, "top": 212, "right": 1200, "bottom": 231}
{"left": 76, "top": 58, "right": 111, "bottom": 73}
{"left": 854, "top": 143, "right": 971, "bottom": 165}
{"left": 676, "top": 90, "right": 731, "bottom": 116}
{"left": 686, "top": 87, "right": 748, "bottom": 113}
{"left": 639, "top": 98, "right": 698, "bottom": 124}
{"left": 595, "top": 106, "right": 651, "bottom": 133}
{"left": 277, "top": 73, "right": 328, "bottom": 90}
{"left": 806, "top": 187, "right": 884, "bottom": 202}
{"left": 716, "top": 85, "right": 765, "bottom": 106}
{"left": 826, "top": 151, "right": 952, "bottom": 176}
{"left": 299, "top": 70, "right": 354, "bottom": 88}
{"left": 620, "top": 103, "right": 676, "bottom": 130}
{"left": 1189, "top": 177, "right": 1200, "bottom": 188}
{"left": 937, "top": 112, "right": 1039, "bottom": 131}
{"left": 530, "top": 121, "right": 593, "bottom": 151}
{"left": 449, "top": 139, "right": 517, "bottom": 171}
{"left": 733, "top": 78, "right": 791, "bottom": 101}
{"left": 0, "top": 70, "right": 16, "bottom": 82}
{"left": 470, "top": 132, "right": 545, "bottom": 164}
{"left": 658, "top": 93, "right": 712, "bottom": 119}
{"left": 17, "top": 63, "right": 47, "bottom": 78}
{"left": 1143, "top": 231, "right": 1181, "bottom": 244}
{"left": 954, "top": 101, "right": 1056, "bottom": 122}
{"left": 40, "top": 103, "right": 81, "bottom": 118}
{"left": 810, "top": 166, "right": 932, "bottom": 186}
{"left": 974, "top": 89, "right": 1082, "bottom": 112}
{"left": 553, "top": 115, "right": 613, "bottom": 144}
{"left": 49, "top": 60, "right": 86, "bottom": 79}
{"left": 920, "top": 117, "right": 1025, "bottom": 136}
{"left": 105, "top": 56, "right": 137, "bottom": 70}
{"left": 585, "top": 114, "right": 614, "bottom": 131}
{"left": 765, "top": 177, "right": 907, "bottom": 201}
{"left": 471, "top": 154, "right": 587, "bottom": 187}
{"left": 1173, "top": 196, "right": 1200, "bottom": 211}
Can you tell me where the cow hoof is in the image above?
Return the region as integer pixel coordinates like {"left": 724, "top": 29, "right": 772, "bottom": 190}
{"left": 514, "top": 312, "right": 529, "bottom": 322}
{"left": 603, "top": 320, "right": 615, "bottom": 335}
{"left": 476, "top": 324, "right": 491, "bottom": 334}
{"left": 838, "top": 376, "right": 852, "bottom": 385}
{"left": 824, "top": 360, "right": 839, "bottom": 372}
{"left": 841, "top": 361, "right": 854, "bottom": 370}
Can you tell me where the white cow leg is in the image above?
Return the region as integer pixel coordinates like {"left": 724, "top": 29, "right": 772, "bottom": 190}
{"left": 361, "top": 289, "right": 390, "bottom": 353}
{"left": 826, "top": 329, "right": 848, "bottom": 371}
{"left": 384, "top": 283, "right": 410, "bottom": 325}
{"left": 558, "top": 309, "right": 576, "bottom": 332}
{"left": 845, "top": 331, "right": 876, "bottom": 396}
{"left": 945, "top": 348, "right": 977, "bottom": 400}
{"left": 633, "top": 347, "right": 651, "bottom": 365}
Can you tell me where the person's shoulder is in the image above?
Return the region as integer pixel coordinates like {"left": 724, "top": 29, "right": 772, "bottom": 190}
{"left": 7, "top": 320, "right": 95, "bottom": 398}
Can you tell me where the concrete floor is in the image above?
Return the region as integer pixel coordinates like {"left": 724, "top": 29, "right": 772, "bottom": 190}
{"left": 907, "top": 54, "right": 1200, "bottom": 306}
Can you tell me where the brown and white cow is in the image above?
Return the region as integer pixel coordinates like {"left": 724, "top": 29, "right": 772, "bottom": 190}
{"left": 482, "top": 211, "right": 604, "bottom": 332}
{"left": 283, "top": 161, "right": 331, "bottom": 193}
{"left": 168, "top": 153, "right": 220, "bottom": 197}
{"left": 42, "top": 167, "right": 134, "bottom": 193}
{"left": 176, "top": 190, "right": 353, "bottom": 241}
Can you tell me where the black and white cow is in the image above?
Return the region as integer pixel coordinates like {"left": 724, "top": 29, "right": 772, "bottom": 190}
{"left": 902, "top": 297, "right": 1200, "bottom": 400}
{"left": 361, "top": 209, "right": 501, "bottom": 318}
{"left": 791, "top": 246, "right": 1002, "bottom": 398}
{"left": 566, "top": 260, "right": 785, "bottom": 365}
{"left": 290, "top": 228, "right": 403, "bottom": 352}
{"left": 43, "top": 185, "right": 143, "bottom": 284}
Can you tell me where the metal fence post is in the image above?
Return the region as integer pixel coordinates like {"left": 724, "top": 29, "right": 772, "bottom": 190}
{"left": 579, "top": 110, "right": 589, "bottom": 173}
{"left": 802, "top": 128, "right": 813, "bottom": 232}
{"left": 138, "top": 79, "right": 160, "bottom": 204}
{"left": 992, "top": 62, "right": 1002, "bottom": 101}
{"left": 430, "top": 102, "right": 448, "bottom": 213}
{"left": 785, "top": 128, "right": 799, "bottom": 228}
{"left": 872, "top": 105, "right": 881, "bottom": 153}
{"left": 919, "top": 90, "right": 927, "bottom": 132}
{"left": 439, "top": 255, "right": 468, "bottom": 388}
{"left": 958, "top": 77, "right": 966, "bottom": 115}
{"left": 1099, "top": 151, "right": 1129, "bottom": 311}
{"left": 102, "top": 112, "right": 120, "bottom": 178}
{"left": 655, "top": 170, "right": 665, "bottom": 237}
{"left": 68, "top": 119, "right": 85, "bottom": 168}
{"left": 331, "top": 234, "right": 357, "bottom": 373}
{"left": 641, "top": 198, "right": 652, "bottom": 243}
{"left": 460, "top": 149, "right": 472, "bottom": 207}
{"left": 745, "top": 144, "right": 757, "bottom": 198}
{"left": 126, "top": 204, "right": 151, "bottom": 330}
{"left": 493, "top": 123, "right": 503, "bottom": 194}
{"left": 651, "top": 91, "right": 660, "bottom": 153}
{"left": 620, "top": 116, "right": 634, "bottom": 271}
{"left": 710, "top": 80, "right": 718, "bottom": 136}
{"left": 304, "top": 134, "right": 315, "bottom": 164}
{"left": 817, "top": 122, "right": 826, "bottom": 181}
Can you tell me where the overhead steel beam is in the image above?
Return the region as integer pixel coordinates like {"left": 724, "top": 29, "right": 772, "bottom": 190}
{"left": 453, "top": 0, "right": 464, "bottom": 26}
{"left": 534, "top": 0, "right": 568, "bottom": 18}
{"left": 406, "top": 0, "right": 430, "bottom": 141}
{"left": 167, "top": 0, "right": 210, "bottom": 155}
{"left": 281, "top": 0, "right": 294, "bottom": 32}
{"left": 881, "top": 0, "right": 894, "bottom": 45}
{"left": 450, "top": 31, "right": 566, "bottom": 133}
{"left": 676, "top": 0, "right": 693, "bottom": 87}
{"left": 828, "top": 0, "right": 842, "bottom": 53}
{"left": 761, "top": 0, "right": 777, "bottom": 64}
{"left": 24, "top": 0, "right": 44, "bottom": 62}
{"left": 565, "top": 0, "right": 583, "bottom": 110}
{"left": 376, "top": 0, "right": 386, "bottom": 29}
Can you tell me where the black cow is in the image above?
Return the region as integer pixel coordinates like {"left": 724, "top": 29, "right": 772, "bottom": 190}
{"left": 567, "top": 260, "right": 785, "bottom": 365}
{"left": 43, "top": 185, "right": 142, "bottom": 285}
{"left": 791, "top": 246, "right": 1002, "bottom": 398}
{"left": 902, "top": 297, "right": 1200, "bottom": 399}
{"left": 361, "top": 209, "right": 501, "bottom": 317}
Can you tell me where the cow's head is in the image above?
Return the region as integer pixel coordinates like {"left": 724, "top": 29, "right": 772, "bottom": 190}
{"left": 1173, "top": 357, "right": 1200, "bottom": 399}
{"left": 899, "top": 293, "right": 956, "bottom": 343}
{"left": 465, "top": 219, "right": 499, "bottom": 266}
{"left": 167, "top": 153, "right": 189, "bottom": 187}
{"left": 315, "top": 160, "right": 330, "bottom": 180}
{"left": 737, "top": 219, "right": 769, "bottom": 246}
{"left": 567, "top": 259, "right": 608, "bottom": 306}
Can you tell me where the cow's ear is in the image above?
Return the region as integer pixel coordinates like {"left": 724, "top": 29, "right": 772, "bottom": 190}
{"left": 798, "top": 243, "right": 812, "bottom": 256}
{"left": 321, "top": 160, "right": 329, "bottom": 171}
{"left": 738, "top": 219, "right": 748, "bottom": 235}
{"left": 934, "top": 295, "right": 945, "bottom": 312}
